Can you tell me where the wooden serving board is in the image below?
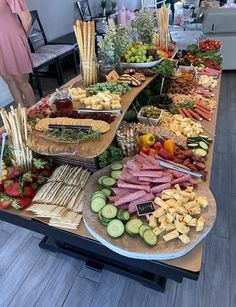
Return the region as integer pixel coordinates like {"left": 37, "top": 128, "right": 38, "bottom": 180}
{"left": 27, "top": 76, "right": 156, "bottom": 159}
{"left": 82, "top": 162, "right": 217, "bottom": 260}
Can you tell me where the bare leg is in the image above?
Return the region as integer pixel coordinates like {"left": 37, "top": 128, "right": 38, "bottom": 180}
{"left": 1, "top": 74, "right": 24, "bottom": 106}
{"left": 12, "top": 74, "right": 35, "bottom": 107}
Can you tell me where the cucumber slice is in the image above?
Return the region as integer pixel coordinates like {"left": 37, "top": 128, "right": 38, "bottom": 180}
{"left": 117, "top": 209, "right": 130, "bottom": 222}
{"left": 199, "top": 134, "right": 210, "bottom": 139}
{"left": 101, "top": 177, "right": 117, "bottom": 188}
{"left": 111, "top": 163, "right": 124, "bottom": 171}
{"left": 188, "top": 143, "right": 199, "bottom": 148}
{"left": 92, "top": 191, "right": 107, "bottom": 200}
{"left": 102, "top": 204, "right": 118, "bottom": 219}
{"left": 111, "top": 170, "right": 122, "bottom": 180}
{"left": 194, "top": 148, "right": 207, "bottom": 157}
{"left": 91, "top": 197, "right": 106, "bottom": 213}
{"left": 98, "top": 210, "right": 112, "bottom": 223}
{"left": 125, "top": 218, "right": 143, "bottom": 236}
{"left": 139, "top": 224, "right": 152, "bottom": 238}
{"left": 143, "top": 229, "right": 158, "bottom": 246}
{"left": 98, "top": 176, "right": 109, "bottom": 185}
{"left": 199, "top": 141, "right": 209, "bottom": 150}
{"left": 101, "top": 188, "right": 112, "bottom": 197}
{"left": 107, "top": 219, "right": 125, "bottom": 238}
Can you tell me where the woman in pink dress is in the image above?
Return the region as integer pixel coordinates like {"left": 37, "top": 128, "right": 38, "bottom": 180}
{"left": 0, "top": 0, "right": 35, "bottom": 106}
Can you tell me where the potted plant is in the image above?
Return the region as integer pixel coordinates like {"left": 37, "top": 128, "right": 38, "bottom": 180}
{"left": 131, "top": 10, "right": 155, "bottom": 44}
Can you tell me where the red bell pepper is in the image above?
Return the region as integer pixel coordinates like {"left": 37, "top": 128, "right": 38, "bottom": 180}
{"left": 140, "top": 146, "right": 150, "bottom": 155}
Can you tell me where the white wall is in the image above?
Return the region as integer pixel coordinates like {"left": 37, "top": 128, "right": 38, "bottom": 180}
{"left": 26, "top": 0, "right": 141, "bottom": 41}
{"left": 0, "top": 78, "right": 13, "bottom": 107}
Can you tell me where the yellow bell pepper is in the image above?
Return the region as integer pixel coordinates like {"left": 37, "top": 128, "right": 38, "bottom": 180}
{"left": 138, "top": 134, "right": 155, "bottom": 147}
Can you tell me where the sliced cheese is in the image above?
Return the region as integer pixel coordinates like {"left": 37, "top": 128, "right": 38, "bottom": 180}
{"left": 179, "top": 234, "right": 191, "bottom": 244}
{"left": 149, "top": 215, "right": 158, "bottom": 228}
{"left": 153, "top": 207, "right": 165, "bottom": 219}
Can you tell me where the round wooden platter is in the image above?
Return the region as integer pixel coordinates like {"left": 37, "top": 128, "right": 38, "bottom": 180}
{"left": 82, "top": 162, "right": 217, "bottom": 260}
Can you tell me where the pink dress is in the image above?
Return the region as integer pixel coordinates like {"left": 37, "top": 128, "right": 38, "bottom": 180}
{"left": 0, "top": 0, "right": 33, "bottom": 75}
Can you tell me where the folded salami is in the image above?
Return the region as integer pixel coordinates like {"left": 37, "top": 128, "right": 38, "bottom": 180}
{"left": 171, "top": 174, "right": 191, "bottom": 185}
{"left": 138, "top": 175, "right": 172, "bottom": 183}
{"left": 151, "top": 183, "right": 171, "bottom": 194}
{"left": 118, "top": 180, "right": 150, "bottom": 192}
{"left": 114, "top": 190, "right": 146, "bottom": 206}
{"left": 131, "top": 171, "right": 163, "bottom": 178}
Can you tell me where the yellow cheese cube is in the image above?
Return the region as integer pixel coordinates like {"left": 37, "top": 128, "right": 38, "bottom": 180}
{"left": 154, "top": 197, "right": 169, "bottom": 210}
{"left": 153, "top": 207, "right": 165, "bottom": 219}
{"left": 158, "top": 215, "right": 167, "bottom": 223}
{"left": 168, "top": 207, "right": 177, "bottom": 216}
{"left": 165, "top": 199, "right": 177, "bottom": 207}
{"left": 166, "top": 213, "right": 175, "bottom": 223}
{"left": 196, "top": 216, "right": 205, "bottom": 232}
{"left": 176, "top": 206, "right": 188, "bottom": 215}
{"left": 179, "top": 234, "right": 191, "bottom": 244}
{"left": 196, "top": 196, "right": 208, "bottom": 208}
{"left": 163, "top": 230, "right": 180, "bottom": 242}
{"left": 184, "top": 201, "right": 197, "bottom": 210}
{"left": 189, "top": 205, "right": 201, "bottom": 216}
{"left": 188, "top": 218, "right": 197, "bottom": 227}
{"left": 183, "top": 214, "right": 193, "bottom": 225}
{"left": 153, "top": 227, "right": 164, "bottom": 236}
{"left": 149, "top": 215, "right": 158, "bottom": 228}
{"left": 175, "top": 221, "right": 190, "bottom": 235}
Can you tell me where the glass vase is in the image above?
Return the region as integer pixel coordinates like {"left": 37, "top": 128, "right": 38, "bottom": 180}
{"left": 97, "top": 56, "right": 121, "bottom": 82}
{"left": 80, "top": 58, "right": 98, "bottom": 87}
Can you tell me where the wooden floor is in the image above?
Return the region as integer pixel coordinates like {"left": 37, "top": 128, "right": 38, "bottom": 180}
{"left": 0, "top": 71, "right": 234, "bottom": 307}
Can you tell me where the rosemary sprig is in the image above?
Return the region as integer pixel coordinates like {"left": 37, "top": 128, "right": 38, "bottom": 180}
{"left": 43, "top": 129, "right": 101, "bottom": 144}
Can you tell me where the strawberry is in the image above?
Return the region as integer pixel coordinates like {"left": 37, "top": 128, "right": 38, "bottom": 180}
{"left": 22, "top": 172, "right": 35, "bottom": 183}
{"left": 31, "top": 167, "right": 41, "bottom": 176}
{"left": 5, "top": 182, "right": 23, "bottom": 198}
{"left": 33, "top": 158, "right": 47, "bottom": 170}
{"left": 41, "top": 168, "right": 53, "bottom": 177}
{"left": 23, "top": 186, "right": 36, "bottom": 198}
{"left": 36, "top": 175, "right": 47, "bottom": 185}
{"left": 7, "top": 167, "right": 22, "bottom": 180}
{"left": 3, "top": 180, "right": 14, "bottom": 190}
{"left": 12, "top": 197, "right": 32, "bottom": 209}
{"left": 0, "top": 193, "right": 12, "bottom": 209}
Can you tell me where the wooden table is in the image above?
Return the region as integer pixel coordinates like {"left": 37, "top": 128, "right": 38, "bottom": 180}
{"left": 0, "top": 73, "right": 221, "bottom": 291}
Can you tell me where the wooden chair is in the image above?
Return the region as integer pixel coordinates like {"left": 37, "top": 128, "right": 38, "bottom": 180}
{"left": 29, "top": 10, "right": 79, "bottom": 85}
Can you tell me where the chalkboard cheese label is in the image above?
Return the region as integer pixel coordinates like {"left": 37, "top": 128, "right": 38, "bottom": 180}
{"left": 136, "top": 201, "right": 155, "bottom": 216}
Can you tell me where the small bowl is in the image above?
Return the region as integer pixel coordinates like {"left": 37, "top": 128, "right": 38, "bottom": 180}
{"left": 138, "top": 107, "right": 163, "bottom": 125}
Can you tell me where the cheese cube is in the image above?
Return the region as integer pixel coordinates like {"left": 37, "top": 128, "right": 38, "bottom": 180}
{"left": 174, "top": 184, "right": 181, "bottom": 193}
{"left": 188, "top": 218, "right": 197, "bottom": 227}
{"left": 183, "top": 214, "right": 193, "bottom": 225}
{"left": 163, "top": 230, "right": 180, "bottom": 242}
{"left": 189, "top": 205, "right": 201, "bottom": 216}
{"left": 175, "top": 213, "right": 184, "bottom": 222}
{"left": 179, "top": 234, "right": 191, "bottom": 244}
{"left": 166, "top": 199, "right": 177, "bottom": 207}
{"left": 149, "top": 215, "right": 158, "bottom": 228}
{"left": 168, "top": 207, "right": 177, "bottom": 216}
{"left": 185, "top": 186, "right": 194, "bottom": 193}
{"left": 153, "top": 207, "right": 165, "bottom": 219}
{"left": 153, "top": 227, "right": 164, "bottom": 236}
{"left": 166, "top": 213, "right": 175, "bottom": 223}
{"left": 158, "top": 215, "right": 167, "bottom": 223}
{"left": 196, "top": 216, "right": 205, "bottom": 232}
{"left": 184, "top": 201, "right": 197, "bottom": 210}
{"left": 176, "top": 206, "right": 188, "bottom": 215}
{"left": 160, "top": 220, "right": 176, "bottom": 231}
{"left": 175, "top": 221, "right": 190, "bottom": 235}
{"left": 154, "top": 197, "right": 169, "bottom": 210}
{"left": 196, "top": 196, "right": 208, "bottom": 208}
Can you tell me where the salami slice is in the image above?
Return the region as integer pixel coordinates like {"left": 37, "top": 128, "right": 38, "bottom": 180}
{"left": 114, "top": 190, "right": 146, "bottom": 206}
{"left": 134, "top": 155, "right": 153, "bottom": 167}
{"left": 128, "top": 193, "right": 155, "bottom": 213}
{"left": 171, "top": 174, "right": 192, "bottom": 185}
{"left": 151, "top": 183, "right": 171, "bottom": 194}
{"left": 118, "top": 180, "right": 150, "bottom": 192}
{"left": 131, "top": 171, "right": 163, "bottom": 178}
{"left": 111, "top": 188, "right": 138, "bottom": 195}
{"left": 126, "top": 160, "right": 141, "bottom": 171}
{"left": 120, "top": 169, "right": 147, "bottom": 185}
{"left": 138, "top": 175, "right": 172, "bottom": 183}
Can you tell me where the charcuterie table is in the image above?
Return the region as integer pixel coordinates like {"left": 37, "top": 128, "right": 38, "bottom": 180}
{"left": 0, "top": 66, "right": 221, "bottom": 292}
